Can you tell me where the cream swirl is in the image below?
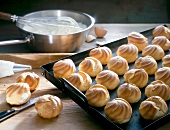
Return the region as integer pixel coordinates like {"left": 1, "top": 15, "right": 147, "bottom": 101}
{"left": 107, "top": 56, "right": 129, "bottom": 75}
{"left": 85, "top": 84, "right": 110, "bottom": 107}
{"left": 134, "top": 56, "right": 158, "bottom": 75}
{"left": 95, "top": 70, "right": 120, "bottom": 90}
{"left": 116, "top": 44, "right": 138, "bottom": 63}
{"left": 104, "top": 98, "right": 132, "bottom": 124}
{"left": 152, "top": 36, "right": 170, "bottom": 51}
{"left": 142, "top": 45, "right": 165, "bottom": 60}
{"left": 145, "top": 80, "right": 170, "bottom": 101}
{"left": 139, "top": 96, "right": 168, "bottom": 120}
{"left": 78, "top": 57, "right": 103, "bottom": 77}
{"left": 124, "top": 69, "right": 148, "bottom": 88}
{"left": 53, "top": 59, "right": 76, "bottom": 79}
{"left": 117, "top": 83, "right": 141, "bottom": 103}
{"left": 155, "top": 67, "right": 170, "bottom": 86}
{"left": 162, "top": 54, "right": 170, "bottom": 67}
{"left": 89, "top": 46, "right": 113, "bottom": 65}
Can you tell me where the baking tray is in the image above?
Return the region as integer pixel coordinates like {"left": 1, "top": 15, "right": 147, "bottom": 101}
{"left": 41, "top": 25, "right": 170, "bottom": 130}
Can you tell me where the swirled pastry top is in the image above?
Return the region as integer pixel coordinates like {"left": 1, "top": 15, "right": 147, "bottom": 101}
{"left": 53, "top": 59, "right": 76, "bottom": 79}
{"left": 104, "top": 98, "right": 132, "bottom": 124}
{"left": 162, "top": 54, "right": 170, "bottom": 67}
{"left": 142, "top": 45, "right": 165, "bottom": 60}
{"left": 6, "top": 83, "right": 31, "bottom": 105}
{"left": 16, "top": 72, "right": 40, "bottom": 91}
{"left": 107, "top": 56, "right": 129, "bottom": 75}
{"left": 116, "top": 43, "right": 138, "bottom": 63}
{"left": 155, "top": 67, "right": 170, "bottom": 86}
{"left": 139, "top": 96, "right": 168, "bottom": 120}
{"left": 95, "top": 70, "right": 120, "bottom": 90}
{"left": 78, "top": 57, "right": 103, "bottom": 77}
{"left": 85, "top": 84, "right": 110, "bottom": 107}
{"left": 134, "top": 56, "right": 158, "bottom": 75}
{"left": 89, "top": 46, "right": 113, "bottom": 65}
{"left": 152, "top": 36, "right": 170, "bottom": 51}
{"left": 124, "top": 69, "right": 148, "bottom": 88}
{"left": 67, "top": 71, "right": 92, "bottom": 92}
{"left": 145, "top": 80, "right": 170, "bottom": 101}
{"left": 127, "top": 32, "right": 148, "bottom": 52}
{"left": 117, "top": 83, "right": 141, "bottom": 103}
{"left": 35, "top": 94, "right": 63, "bottom": 119}
{"left": 152, "top": 25, "right": 170, "bottom": 39}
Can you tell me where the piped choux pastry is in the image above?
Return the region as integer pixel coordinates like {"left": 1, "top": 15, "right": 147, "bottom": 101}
{"left": 152, "top": 25, "right": 170, "bottom": 39}
{"left": 162, "top": 54, "right": 170, "bottom": 67}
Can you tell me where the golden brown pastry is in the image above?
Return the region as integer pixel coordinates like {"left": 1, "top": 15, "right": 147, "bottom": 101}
{"left": 142, "top": 45, "right": 165, "bottom": 61}
{"left": 67, "top": 71, "right": 92, "bottom": 92}
{"left": 104, "top": 98, "right": 132, "bottom": 124}
{"left": 117, "top": 83, "right": 141, "bottom": 103}
{"left": 116, "top": 43, "right": 138, "bottom": 63}
{"left": 89, "top": 46, "right": 113, "bottom": 65}
{"left": 152, "top": 25, "right": 170, "bottom": 39}
{"left": 145, "top": 80, "right": 170, "bottom": 101}
{"left": 6, "top": 83, "right": 31, "bottom": 105}
{"left": 95, "top": 70, "right": 120, "bottom": 90}
{"left": 155, "top": 67, "right": 170, "bottom": 86}
{"left": 134, "top": 56, "right": 158, "bottom": 75}
{"left": 35, "top": 94, "right": 63, "bottom": 119}
{"left": 107, "top": 56, "right": 129, "bottom": 75}
{"left": 53, "top": 59, "right": 76, "bottom": 79}
{"left": 162, "top": 54, "right": 170, "bottom": 67}
{"left": 124, "top": 69, "right": 148, "bottom": 88}
{"left": 78, "top": 57, "right": 103, "bottom": 77}
{"left": 85, "top": 84, "right": 110, "bottom": 107}
{"left": 16, "top": 72, "right": 40, "bottom": 91}
{"left": 152, "top": 36, "right": 170, "bottom": 51}
{"left": 127, "top": 31, "right": 148, "bottom": 52}
{"left": 139, "top": 96, "right": 168, "bottom": 120}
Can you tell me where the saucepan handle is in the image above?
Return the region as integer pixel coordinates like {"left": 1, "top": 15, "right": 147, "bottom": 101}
{"left": 0, "top": 37, "right": 30, "bottom": 46}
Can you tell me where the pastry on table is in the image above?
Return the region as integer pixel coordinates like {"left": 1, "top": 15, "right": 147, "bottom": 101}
{"left": 6, "top": 83, "right": 31, "bottom": 105}
{"left": 16, "top": 72, "right": 40, "bottom": 91}
{"left": 107, "top": 56, "right": 129, "bottom": 75}
{"left": 127, "top": 31, "right": 148, "bottom": 52}
{"left": 67, "top": 71, "right": 92, "bottom": 92}
{"left": 116, "top": 43, "right": 138, "bottom": 63}
{"left": 117, "top": 83, "right": 141, "bottom": 103}
{"left": 152, "top": 36, "right": 170, "bottom": 51}
{"left": 145, "top": 80, "right": 170, "bottom": 101}
{"left": 152, "top": 25, "right": 170, "bottom": 39}
{"left": 85, "top": 84, "right": 110, "bottom": 107}
{"left": 78, "top": 57, "right": 103, "bottom": 77}
{"left": 124, "top": 69, "right": 148, "bottom": 88}
{"left": 142, "top": 45, "right": 165, "bottom": 61}
{"left": 104, "top": 98, "right": 132, "bottom": 124}
{"left": 155, "top": 67, "right": 170, "bottom": 86}
{"left": 134, "top": 56, "right": 158, "bottom": 75}
{"left": 139, "top": 96, "right": 168, "bottom": 120}
{"left": 35, "top": 94, "right": 63, "bottom": 119}
{"left": 95, "top": 70, "right": 120, "bottom": 90}
{"left": 162, "top": 54, "right": 170, "bottom": 67}
{"left": 89, "top": 46, "right": 113, "bottom": 65}
{"left": 53, "top": 59, "right": 76, "bottom": 79}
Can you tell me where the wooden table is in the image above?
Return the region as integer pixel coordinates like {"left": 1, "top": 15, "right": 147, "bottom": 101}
{"left": 0, "top": 24, "right": 170, "bottom": 130}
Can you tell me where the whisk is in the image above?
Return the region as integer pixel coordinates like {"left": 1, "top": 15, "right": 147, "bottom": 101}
{"left": 0, "top": 12, "right": 80, "bottom": 28}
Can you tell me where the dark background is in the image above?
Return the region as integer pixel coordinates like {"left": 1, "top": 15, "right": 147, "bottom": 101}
{"left": 0, "top": 0, "right": 169, "bottom": 23}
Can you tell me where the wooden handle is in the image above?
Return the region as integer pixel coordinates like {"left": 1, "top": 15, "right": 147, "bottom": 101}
{"left": 0, "top": 12, "right": 12, "bottom": 21}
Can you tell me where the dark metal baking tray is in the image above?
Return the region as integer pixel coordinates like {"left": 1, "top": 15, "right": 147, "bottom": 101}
{"left": 41, "top": 25, "right": 170, "bottom": 130}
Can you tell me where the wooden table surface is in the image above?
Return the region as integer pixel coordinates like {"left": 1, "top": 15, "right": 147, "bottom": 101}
{"left": 0, "top": 24, "right": 170, "bottom": 130}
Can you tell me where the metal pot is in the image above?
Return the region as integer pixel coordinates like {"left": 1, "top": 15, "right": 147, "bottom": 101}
{"left": 0, "top": 10, "right": 95, "bottom": 53}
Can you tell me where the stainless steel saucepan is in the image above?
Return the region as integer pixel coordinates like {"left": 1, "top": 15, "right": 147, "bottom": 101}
{"left": 0, "top": 10, "right": 95, "bottom": 53}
